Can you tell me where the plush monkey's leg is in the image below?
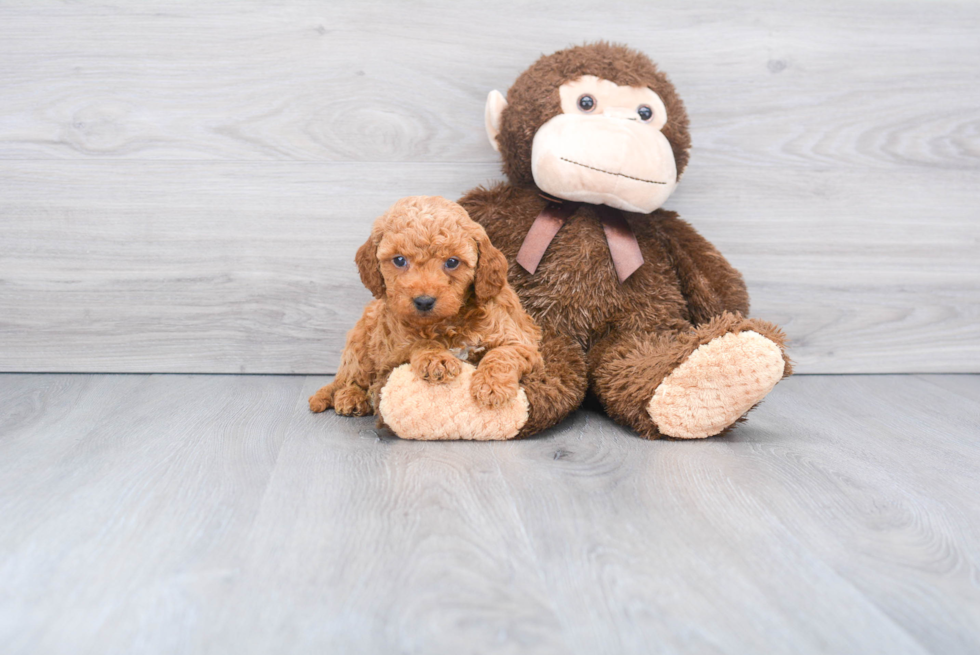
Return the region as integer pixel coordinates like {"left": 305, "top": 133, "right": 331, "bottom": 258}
{"left": 376, "top": 327, "right": 588, "bottom": 440}
{"left": 589, "top": 312, "right": 791, "bottom": 439}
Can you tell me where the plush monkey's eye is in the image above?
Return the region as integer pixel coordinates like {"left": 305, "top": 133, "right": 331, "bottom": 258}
{"left": 392, "top": 255, "right": 407, "bottom": 268}
{"left": 577, "top": 94, "right": 596, "bottom": 112}
{"left": 637, "top": 105, "right": 654, "bottom": 122}
{"left": 445, "top": 257, "right": 460, "bottom": 270}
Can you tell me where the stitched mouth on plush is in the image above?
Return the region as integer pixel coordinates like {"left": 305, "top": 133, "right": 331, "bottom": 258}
{"left": 559, "top": 156, "right": 667, "bottom": 186}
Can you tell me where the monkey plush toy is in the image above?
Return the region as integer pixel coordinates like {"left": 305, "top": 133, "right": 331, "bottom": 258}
{"left": 377, "top": 42, "right": 791, "bottom": 440}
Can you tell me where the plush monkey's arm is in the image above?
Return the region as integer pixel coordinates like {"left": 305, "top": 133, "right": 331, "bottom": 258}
{"left": 654, "top": 213, "right": 750, "bottom": 325}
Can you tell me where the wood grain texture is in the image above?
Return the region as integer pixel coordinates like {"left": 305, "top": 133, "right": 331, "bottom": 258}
{"left": 1, "top": 0, "right": 977, "bottom": 168}
{"left": 1, "top": 372, "right": 979, "bottom": 653}
{"left": 1, "top": 160, "right": 976, "bottom": 373}
{"left": 0, "top": 1, "right": 978, "bottom": 374}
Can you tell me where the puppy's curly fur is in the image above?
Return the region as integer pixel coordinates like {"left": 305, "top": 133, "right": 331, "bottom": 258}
{"left": 309, "top": 196, "right": 543, "bottom": 420}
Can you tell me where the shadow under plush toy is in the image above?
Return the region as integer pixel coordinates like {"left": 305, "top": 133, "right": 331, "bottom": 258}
{"left": 377, "top": 42, "right": 792, "bottom": 440}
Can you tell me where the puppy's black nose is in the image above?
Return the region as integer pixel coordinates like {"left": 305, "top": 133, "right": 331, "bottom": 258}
{"left": 413, "top": 296, "right": 436, "bottom": 312}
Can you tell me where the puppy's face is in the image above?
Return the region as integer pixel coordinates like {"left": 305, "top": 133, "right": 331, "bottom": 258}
{"left": 377, "top": 226, "right": 478, "bottom": 324}
{"left": 356, "top": 197, "right": 507, "bottom": 326}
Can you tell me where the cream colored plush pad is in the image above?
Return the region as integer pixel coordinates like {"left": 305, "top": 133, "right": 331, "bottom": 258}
{"left": 648, "top": 331, "right": 786, "bottom": 439}
{"left": 379, "top": 363, "right": 529, "bottom": 440}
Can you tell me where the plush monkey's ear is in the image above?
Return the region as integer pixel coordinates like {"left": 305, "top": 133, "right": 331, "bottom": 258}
{"left": 484, "top": 90, "right": 507, "bottom": 153}
{"left": 474, "top": 231, "right": 509, "bottom": 304}
{"left": 355, "top": 233, "right": 385, "bottom": 299}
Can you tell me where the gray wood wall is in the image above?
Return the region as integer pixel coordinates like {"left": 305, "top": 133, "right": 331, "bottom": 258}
{"left": 1, "top": 0, "right": 978, "bottom": 374}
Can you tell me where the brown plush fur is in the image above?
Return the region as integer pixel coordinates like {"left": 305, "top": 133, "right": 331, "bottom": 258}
{"left": 459, "top": 43, "right": 790, "bottom": 439}
{"left": 309, "top": 196, "right": 543, "bottom": 419}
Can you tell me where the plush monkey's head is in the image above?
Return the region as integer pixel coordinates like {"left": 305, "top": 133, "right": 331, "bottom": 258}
{"left": 485, "top": 43, "right": 691, "bottom": 214}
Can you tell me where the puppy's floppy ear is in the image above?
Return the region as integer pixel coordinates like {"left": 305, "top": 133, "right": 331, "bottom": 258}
{"left": 355, "top": 232, "right": 385, "bottom": 299}
{"left": 474, "top": 230, "right": 509, "bottom": 303}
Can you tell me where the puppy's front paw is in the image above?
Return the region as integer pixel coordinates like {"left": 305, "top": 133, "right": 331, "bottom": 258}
{"left": 411, "top": 350, "right": 462, "bottom": 384}
{"left": 470, "top": 365, "right": 520, "bottom": 408}
{"left": 333, "top": 386, "right": 372, "bottom": 417}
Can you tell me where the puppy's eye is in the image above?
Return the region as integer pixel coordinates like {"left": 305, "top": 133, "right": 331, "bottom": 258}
{"left": 392, "top": 256, "right": 407, "bottom": 268}
{"left": 445, "top": 257, "right": 460, "bottom": 270}
{"left": 637, "top": 105, "right": 653, "bottom": 122}
{"left": 577, "top": 94, "right": 596, "bottom": 112}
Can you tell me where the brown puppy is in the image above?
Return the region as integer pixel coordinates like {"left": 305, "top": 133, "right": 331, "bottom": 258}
{"left": 309, "top": 196, "right": 542, "bottom": 420}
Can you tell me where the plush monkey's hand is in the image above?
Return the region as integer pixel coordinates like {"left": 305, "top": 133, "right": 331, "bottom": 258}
{"left": 377, "top": 363, "right": 529, "bottom": 441}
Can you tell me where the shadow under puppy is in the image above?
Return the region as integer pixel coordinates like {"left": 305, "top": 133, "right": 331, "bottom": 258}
{"left": 309, "top": 196, "right": 543, "bottom": 440}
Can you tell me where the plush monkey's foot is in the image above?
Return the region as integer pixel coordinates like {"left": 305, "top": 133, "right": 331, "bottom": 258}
{"left": 378, "top": 362, "right": 529, "bottom": 441}
{"left": 647, "top": 331, "right": 785, "bottom": 439}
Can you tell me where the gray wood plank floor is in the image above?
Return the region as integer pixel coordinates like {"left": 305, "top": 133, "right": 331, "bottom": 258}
{"left": 2, "top": 373, "right": 978, "bottom": 654}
